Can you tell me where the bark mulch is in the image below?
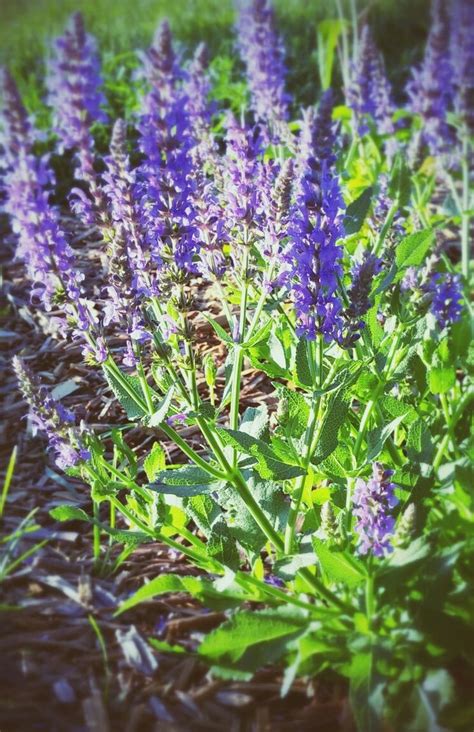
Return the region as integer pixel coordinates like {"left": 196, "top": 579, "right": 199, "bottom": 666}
{"left": 0, "top": 227, "right": 353, "bottom": 732}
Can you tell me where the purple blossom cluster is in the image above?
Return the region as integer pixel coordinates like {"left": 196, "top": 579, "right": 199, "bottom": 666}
{"left": 353, "top": 463, "right": 398, "bottom": 557}
{"left": 407, "top": 0, "right": 474, "bottom": 158}
{"left": 235, "top": 0, "right": 290, "bottom": 138}
{"left": 349, "top": 25, "right": 395, "bottom": 147}
{"left": 282, "top": 92, "right": 345, "bottom": 341}
{"left": 428, "top": 273, "right": 464, "bottom": 329}
{"left": 406, "top": 0, "right": 455, "bottom": 156}
{"left": 402, "top": 265, "right": 464, "bottom": 329}
{"left": 13, "top": 356, "right": 90, "bottom": 470}
{"left": 46, "top": 11, "right": 109, "bottom": 228}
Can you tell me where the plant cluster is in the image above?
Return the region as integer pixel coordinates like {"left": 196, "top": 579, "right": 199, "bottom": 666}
{"left": 1, "top": 0, "right": 473, "bottom": 728}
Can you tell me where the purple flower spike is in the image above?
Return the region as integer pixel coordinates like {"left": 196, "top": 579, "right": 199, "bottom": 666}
{"left": 184, "top": 43, "right": 218, "bottom": 167}
{"left": 428, "top": 273, "right": 464, "bottom": 329}
{"left": 282, "top": 92, "right": 345, "bottom": 341}
{"left": 46, "top": 12, "right": 109, "bottom": 228}
{"left": 353, "top": 463, "right": 398, "bottom": 558}
{"left": 349, "top": 25, "right": 396, "bottom": 156}
{"left": 0, "top": 68, "right": 34, "bottom": 165}
{"left": 46, "top": 12, "right": 107, "bottom": 152}
{"left": 235, "top": 0, "right": 290, "bottom": 138}
{"left": 13, "top": 356, "right": 90, "bottom": 470}
{"left": 407, "top": 0, "right": 455, "bottom": 156}
{"left": 452, "top": 0, "right": 474, "bottom": 135}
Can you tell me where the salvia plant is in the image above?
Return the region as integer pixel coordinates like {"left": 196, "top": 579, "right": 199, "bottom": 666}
{"left": 1, "top": 0, "right": 473, "bottom": 728}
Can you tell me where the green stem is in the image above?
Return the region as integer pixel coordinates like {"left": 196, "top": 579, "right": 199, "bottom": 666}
{"left": 461, "top": 135, "right": 471, "bottom": 282}
{"left": 92, "top": 501, "right": 101, "bottom": 565}
{"left": 108, "top": 496, "right": 222, "bottom": 572}
{"left": 159, "top": 422, "right": 227, "bottom": 481}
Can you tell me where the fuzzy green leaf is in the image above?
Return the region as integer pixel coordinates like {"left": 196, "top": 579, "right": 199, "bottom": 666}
{"left": 312, "top": 538, "right": 366, "bottom": 587}
{"left": 143, "top": 442, "right": 166, "bottom": 482}
{"left": 104, "top": 369, "right": 148, "bottom": 420}
{"left": 395, "top": 230, "right": 435, "bottom": 272}
{"left": 343, "top": 186, "right": 373, "bottom": 235}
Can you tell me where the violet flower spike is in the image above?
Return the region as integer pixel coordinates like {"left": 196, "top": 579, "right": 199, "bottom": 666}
{"left": 348, "top": 25, "right": 396, "bottom": 158}
{"left": 0, "top": 68, "right": 34, "bottom": 166}
{"left": 406, "top": 0, "right": 455, "bottom": 156}
{"left": 282, "top": 92, "right": 345, "bottom": 342}
{"left": 46, "top": 12, "right": 109, "bottom": 228}
{"left": 451, "top": 0, "right": 474, "bottom": 135}
{"left": 235, "top": 0, "right": 290, "bottom": 139}
{"left": 353, "top": 463, "right": 398, "bottom": 558}
{"left": 13, "top": 356, "right": 90, "bottom": 471}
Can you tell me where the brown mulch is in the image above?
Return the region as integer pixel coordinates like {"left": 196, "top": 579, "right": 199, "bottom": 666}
{"left": 0, "top": 226, "right": 353, "bottom": 732}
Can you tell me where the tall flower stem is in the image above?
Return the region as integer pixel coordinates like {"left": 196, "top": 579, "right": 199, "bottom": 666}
{"left": 229, "top": 246, "right": 250, "bottom": 465}
{"left": 353, "top": 328, "right": 402, "bottom": 463}
{"left": 284, "top": 336, "right": 324, "bottom": 553}
{"left": 461, "top": 135, "right": 471, "bottom": 282}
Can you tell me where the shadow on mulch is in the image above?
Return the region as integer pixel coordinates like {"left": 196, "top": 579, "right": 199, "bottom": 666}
{"left": 0, "top": 228, "right": 353, "bottom": 732}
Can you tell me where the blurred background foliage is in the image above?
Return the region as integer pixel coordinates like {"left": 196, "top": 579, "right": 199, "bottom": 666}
{"left": 2, "top": 0, "right": 430, "bottom": 92}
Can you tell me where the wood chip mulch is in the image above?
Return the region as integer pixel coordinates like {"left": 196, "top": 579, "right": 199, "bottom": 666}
{"left": 0, "top": 223, "right": 353, "bottom": 732}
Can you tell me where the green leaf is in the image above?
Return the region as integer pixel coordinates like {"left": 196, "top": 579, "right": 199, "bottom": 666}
{"left": 343, "top": 186, "right": 373, "bottom": 235}
{"left": 379, "top": 396, "right": 418, "bottom": 425}
{"left": 151, "top": 465, "right": 220, "bottom": 497}
{"left": 185, "top": 494, "right": 222, "bottom": 538}
{"left": 143, "top": 442, "right": 166, "bottom": 482}
{"left": 201, "top": 314, "right": 233, "bottom": 343}
{"left": 116, "top": 573, "right": 250, "bottom": 615}
{"left": 104, "top": 369, "right": 148, "bottom": 420}
{"left": 273, "top": 385, "right": 310, "bottom": 438}
{"left": 395, "top": 230, "right": 435, "bottom": 272}
{"left": 242, "top": 319, "right": 272, "bottom": 349}
{"left": 312, "top": 538, "right": 366, "bottom": 587}
{"left": 207, "top": 518, "right": 240, "bottom": 570}
{"left": 240, "top": 404, "right": 269, "bottom": 439}
{"left": 428, "top": 366, "right": 456, "bottom": 394}
{"left": 49, "top": 505, "right": 89, "bottom": 522}
{"left": 148, "top": 388, "right": 175, "bottom": 427}
{"left": 217, "top": 428, "right": 305, "bottom": 481}
{"left": 367, "top": 414, "right": 406, "bottom": 461}
{"left": 316, "top": 18, "right": 346, "bottom": 90}
{"left": 217, "top": 471, "right": 288, "bottom": 552}
{"left": 294, "top": 338, "right": 313, "bottom": 387}
{"left": 312, "top": 391, "right": 350, "bottom": 465}
{"left": 198, "top": 608, "right": 305, "bottom": 664}
{"left": 349, "top": 646, "right": 383, "bottom": 732}
{"left": 148, "top": 638, "right": 187, "bottom": 655}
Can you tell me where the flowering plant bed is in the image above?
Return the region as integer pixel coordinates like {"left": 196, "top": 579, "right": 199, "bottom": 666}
{"left": 1, "top": 1, "right": 473, "bottom": 729}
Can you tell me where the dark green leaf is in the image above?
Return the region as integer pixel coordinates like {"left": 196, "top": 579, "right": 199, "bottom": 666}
{"left": 312, "top": 538, "right": 366, "bottom": 587}
{"left": 343, "top": 186, "right": 373, "bottom": 234}
{"left": 395, "top": 230, "right": 435, "bottom": 272}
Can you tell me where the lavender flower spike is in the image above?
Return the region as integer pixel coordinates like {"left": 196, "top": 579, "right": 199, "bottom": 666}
{"left": 348, "top": 25, "right": 396, "bottom": 157}
{"left": 282, "top": 92, "right": 345, "bottom": 341}
{"left": 451, "top": 0, "right": 474, "bottom": 135}
{"left": 235, "top": 0, "right": 290, "bottom": 136}
{"left": 0, "top": 68, "right": 33, "bottom": 165}
{"left": 406, "top": 0, "right": 454, "bottom": 156}
{"left": 13, "top": 356, "right": 90, "bottom": 471}
{"left": 353, "top": 463, "right": 398, "bottom": 557}
{"left": 428, "top": 273, "right": 464, "bottom": 329}
{"left": 46, "top": 12, "right": 109, "bottom": 228}
{"left": 46, "top": 11, "right": 107, "bottom": 152}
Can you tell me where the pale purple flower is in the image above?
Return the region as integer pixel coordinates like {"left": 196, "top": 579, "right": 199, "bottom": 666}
{"left": 282, "top": 92, "right": 345, "bottom": 341}
{"left": 46, "top": 12, "right": 109, "bottom": 228}
{"left": 353, "top": 463, "right": 398, "bottom": 557}
{"left": 349, "top": 25, "right": 396, "bottom": 158}
{"left": 235, "top": 0, "right": 290, "bottom": 137}
{"left": 451, "top": 0, "right": 474, "bottom": 134}
{"left": 407, "top": 0, "right": 455, "bottom": 155}
{"left": 13, "top": 356, "right": 90, "bottom": 470}
{"left": 0, "top": 68, "right": 34, "bottom": 166}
